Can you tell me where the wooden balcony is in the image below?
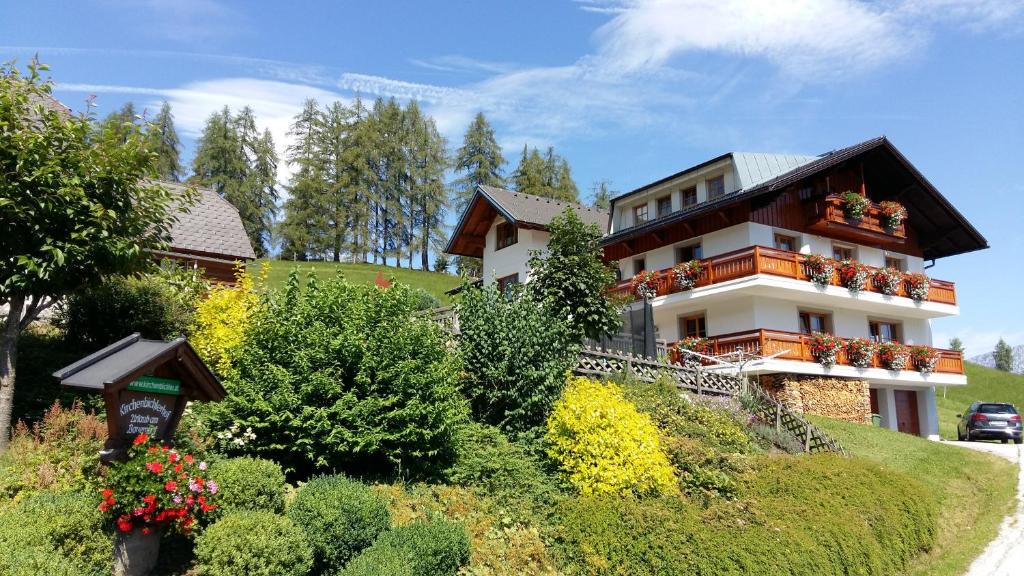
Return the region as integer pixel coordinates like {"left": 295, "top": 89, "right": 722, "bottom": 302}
{"left": 671, "top": 329, "right": 965, "bottom": 375}
{"left": 805, "top": 195, "right": 907, "bottom": 245}
{"left": 611, "top": 245, "right": 957, "bottom": 305}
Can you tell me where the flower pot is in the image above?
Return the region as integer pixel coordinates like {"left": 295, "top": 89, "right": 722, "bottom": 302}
{"left": 114, "top": 526, "right": 163, "bottom": 576}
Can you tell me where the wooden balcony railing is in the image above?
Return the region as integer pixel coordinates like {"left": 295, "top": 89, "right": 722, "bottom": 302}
{"left": 805, "top": 195, "right": 907, "bottom": 244}
{"left": 610, "top": 245, "right": 957, "bottom": 305}
{"left": 671, "top": 328, "right": 965, "bottom": 375}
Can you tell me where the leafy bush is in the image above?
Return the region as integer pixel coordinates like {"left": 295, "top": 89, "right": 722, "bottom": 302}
{"left": 546, "top": 376, "right": 677, "bottom": 496}
{"left": 342, "top": 519, "right": 471, "bottom": 576}
{"left": 0, "top": 401, "right": 104, "bottom": 504}
{"left": 288, "top": 475, "right": 391, "bottom": 574}
{"left": 207, "top": 457, "right": 286, "bottom": 518}
{"left": 0, "top": 491, "right": 110, "bottom": 576}
{"left": 56, "top": 272, "right": 196, "bottom": 349}
{"left": 555, "top": 454, "right": 937, "bottom": 576}
{"left": 457, "top": 284, "right": 579, "bottom": 432}
{"left": 11, "top": 325, "right": 98, "bottom": 424}
{"left": 199, "top": 275, "right": 467, "bottom": 479}
{"left": 194, "top": 511, "right": 312, "bottom": 576}
{"left": 748, "top": 422, "right": 805, "bottom": 454}
{"left": 445, "top": 422, "right": 561, "bottom": 505}
{"left": 190, "top": 266, "right": 260, "bottom": 376}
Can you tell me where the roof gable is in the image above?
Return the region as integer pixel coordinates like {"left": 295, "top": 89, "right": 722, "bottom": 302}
{"left": 165, "top": 182, "right": 257, "bottom": 260}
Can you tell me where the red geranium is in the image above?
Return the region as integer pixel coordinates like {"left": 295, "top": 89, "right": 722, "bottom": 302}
{"left": 133, "top": 433, "right": 150, "bottom": 446}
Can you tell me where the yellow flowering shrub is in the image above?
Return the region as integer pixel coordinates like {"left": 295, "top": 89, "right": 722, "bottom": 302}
{"left": 546, "top": 376, "right": 677, "bottom": 497}
{"left": 190, "top": 265, "right": 260, "bottom": 375}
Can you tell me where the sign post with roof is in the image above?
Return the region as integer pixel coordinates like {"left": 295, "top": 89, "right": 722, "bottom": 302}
{"left": 53, "top": 333, "right": 227, "bottom": 463}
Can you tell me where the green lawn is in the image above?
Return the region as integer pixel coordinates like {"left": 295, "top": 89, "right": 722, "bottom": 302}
{"left": 812, "top": 416, "right": 1017, "bottom": 576}
{"left": 936, "top": 363, "right": 1024, "bottom": 439}
{"left": 250, "top": 259, "right": 463, "bottom": 303}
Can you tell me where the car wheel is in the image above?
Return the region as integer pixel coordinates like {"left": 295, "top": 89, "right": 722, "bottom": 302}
{"left": 957, "top": 428, "right": 965, "bottom": 441}
{"left": 1002, "top": 439, "right": 1009, "bottom": 444}
{"left": 1015, "top": 438, "right": 1022, "bottom": 445}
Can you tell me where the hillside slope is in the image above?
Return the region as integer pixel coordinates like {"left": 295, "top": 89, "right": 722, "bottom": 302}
{"left": 251, "top": 260, "right": 463, "bottom": 303}
{"left": 937, "top": 363, "right": 1024, "bottom": 439}
{"left": 811, "top": 416, "right": 1016, "bottom": 576}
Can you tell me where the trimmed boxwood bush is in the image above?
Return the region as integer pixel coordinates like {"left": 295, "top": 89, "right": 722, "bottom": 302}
{"left": 288, "top": 475, "right": 391, "bottom": 574}
{"left": 208, "top": 457, "right": 287, "bottom": 517}
{"left": 341, "top": 519, "right": 471, "bottom": 576}
{"left": 194, "top": 511, "right": 312, "bottom": 576}
{"left": 555, "top": 454, "right": 937, "bottom": 575}
{"left": 0, "top": 491, "right": 110, "bottom": 576}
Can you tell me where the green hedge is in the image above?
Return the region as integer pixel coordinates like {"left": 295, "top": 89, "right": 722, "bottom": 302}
{"left": 288, "top": 475, "right": 391, "bottom": 574}
{"left": 208, "top": 457, "right": 287, "bottom": 518}
{"left": 195, "top": 511, "right": 312, "bottom": 576}
{"left": 556, "top": 454, "right": 937, "bottom": 575}
{"left": 341, "top": 519, "right": 471, "bottom": 576}
{"left": 0, "top": 491, "right": 110, "bottom": 576}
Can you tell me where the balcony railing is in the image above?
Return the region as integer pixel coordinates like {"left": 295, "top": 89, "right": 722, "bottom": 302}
{"left": 611, "top": 245, "right": 957, "bottom": 305}
{"left": 805, "top": 195, "right": 907, "bottom": 243}
{"left": 670, "top": 329, "right": 965, "bottom": 375}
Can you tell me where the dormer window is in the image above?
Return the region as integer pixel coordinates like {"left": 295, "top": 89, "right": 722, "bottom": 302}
{"left": 706, "top": 175, "right": 725, "bottom": 200}
{"left": 681, "top": 186, "right": 697, "bottom": 207}
{"left": 656, "top": 195, "right": 672, "bottom": 217}
{"left": 496, "top": 221, "right": 517, "bottom": 250}
{"left": 633, "top": 204, "right": 649, "bottom": 225}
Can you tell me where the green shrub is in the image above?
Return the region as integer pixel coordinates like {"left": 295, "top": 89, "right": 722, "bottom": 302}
{"left": 457, "top": 284, "right": 579, "bottom": 432}
{"left": 194, "top": 511, "right": 312, "bottom": 576}
{"left": 199, "top": 275, "right": 467, "bottom": 479}
{"left": 748, "top": 422, "right": 805, "bottom": 454}
{"left": 11, "top": 325, "right": 97, "bottom": 424}
{"left": 445, "top": 422, "right": 561, "bottom": 504}
{"left": 555, "top": 454, "right": 937, "bottom": 575}
{"left": 208, "top": 457, "right": 286, "bottom": 517}
{"left": 0, "top": 491, "right": 110, "bottom": 576}
{"left": 288, "top": 475, "right": 391, "bottom": 574}
{"left": 342, "top": 519, "right": 471, "bottom": 576}
{"left": 546, "top": 376, "right": 677, "bottom": 497}
{"left": 56, "top": 271, "right": 197, "bottom": 349}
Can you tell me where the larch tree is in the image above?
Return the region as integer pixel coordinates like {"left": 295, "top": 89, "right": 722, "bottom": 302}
{"left": 0, "top": 60, "right": 186, "bottom": 452}
{"left": 97, "top": 101, "right": 139, "bottom": 144}
{"left": 452, "top": 111, "right": 506, "bottom": 213}
{"left": 149, "top": 101, "right": 184, "bottom": 182}
{"left": 512, "top": 145, "right": 579, "bottom": 202}
{"left": 280, "top": 98, "right": 325, "bottom": 260}
{"left": 994, "top": 338, "right": 1015, "bottom": 372}
{"left": 591, "top": 180, "right": 613, "bottom": 210}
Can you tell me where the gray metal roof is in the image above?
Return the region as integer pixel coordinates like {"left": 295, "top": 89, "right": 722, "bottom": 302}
{"left": 54, "top": 334, "right": 183, "bottom": 391}
{"left": 477, "top": 185, "right": 609, "bottom": 231}
{"left": 730, "top": 152, "right": 819, "bottom": 189}
{"left": 165, "top": 182, "right": 257, "bottom": 260}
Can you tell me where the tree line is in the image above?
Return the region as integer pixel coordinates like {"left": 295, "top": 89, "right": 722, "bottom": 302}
{"left": 99, "top": 99, "right": 598, "bottom": 270}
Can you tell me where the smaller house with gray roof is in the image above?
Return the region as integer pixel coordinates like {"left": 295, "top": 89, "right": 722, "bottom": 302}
{"left": 445, "top": 185, "right": 609, "bottom": 291}
{"left": 152, "top": 183, "right": 256, "bottom": 284}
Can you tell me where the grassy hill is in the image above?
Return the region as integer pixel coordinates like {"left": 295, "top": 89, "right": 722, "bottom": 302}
{"left": 250, "top": 259, "right": 463, "bottom": 304}
{"left": 936, "top": 363, "right": 1024, "bottom": 439}
{"left": 812, "top": 416, "right": 1016, "bottom": 576}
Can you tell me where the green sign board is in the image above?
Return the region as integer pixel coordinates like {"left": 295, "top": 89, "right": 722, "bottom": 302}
{"left": 127, "top": 375, "right": 181, "bottom": 396}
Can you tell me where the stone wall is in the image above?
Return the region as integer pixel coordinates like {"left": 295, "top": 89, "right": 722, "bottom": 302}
{"left": 759, "top": 374, "right": 871, "bottom": 424}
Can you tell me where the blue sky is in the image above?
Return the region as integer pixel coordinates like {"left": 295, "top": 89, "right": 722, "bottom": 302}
{"left": 3, "top": 0, "right": 1023, "bottom": 356}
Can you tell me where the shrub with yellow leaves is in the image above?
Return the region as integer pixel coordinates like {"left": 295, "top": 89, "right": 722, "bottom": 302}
{"left": 546, "top": 375, "right": 677, "bottom": 497}
{"left": 190, "top": 265, "right": 261, "bottom": 375}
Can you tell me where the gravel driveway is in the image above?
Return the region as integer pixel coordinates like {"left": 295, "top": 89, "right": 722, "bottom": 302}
{"left": 944, "top": 440, "right": 1023, "bottom": 576}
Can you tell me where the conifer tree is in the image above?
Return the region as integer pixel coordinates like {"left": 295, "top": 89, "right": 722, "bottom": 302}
{"left": 452, "top": 112, "right": 505, "bottom": 212}
{"left": 994, "top": 338, "right": 1015, "bottom": 372}
{"left": 148, "top": 101, "right": 183, "bottom": 181}
{"left": 98, "top": 102, "right": 139, "bottom": 144}
{"left": 281, "top": 99, "right": 325, "bottom": 260}
{"left": 591, "top": 180, "right": 612, "bottom": 210}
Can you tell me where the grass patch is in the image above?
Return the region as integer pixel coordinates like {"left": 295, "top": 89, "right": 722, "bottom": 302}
{"left": 811, "top": 416, "right": 1017, "bottom": 576}
{"left": 936, "top": 363, "right": 1024, "bottom": 439}
{"left": 251, "top": 259, "right": 462, "bottom": 303}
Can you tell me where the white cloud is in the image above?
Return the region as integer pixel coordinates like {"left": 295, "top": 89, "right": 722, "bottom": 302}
{"left": 100, "top": 0, "right": 247, "bottom": 43}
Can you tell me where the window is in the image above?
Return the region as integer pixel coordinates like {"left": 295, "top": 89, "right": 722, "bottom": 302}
{"left": 774, "top": 233, "right": 797, "bottom": 252}
{"left": 496, "top": 273, "right": 519, "bottom": 295}
{"left": 681, "top": 186, "right": 698, "bottom": 207}
{"left": 657, "top": 195, "right": 673, "bottom": 217}
{"left": 832, "top": 244, "right": 855, "bottom": 261}
{"left": 633, "top": 204, "right": 649, "bottom": 225}
{"left": 885, "top": 256, "right": 905, "bottom": 271}
{"left": 799, "top": 311, "right": 832, "bottom": 335}
{"left": 706, "top": 175, "right": 725, "bottom": 200}
{"left": 633, "top": 257, "right": 646, "bottom": 275}
{"left": 678, "top": 314, "right": 707, "bottom": 338}
{"left": 869, "top": 320, "right": 901, "bottom": 343}
{"left": 676, "top": 243, "right": 703, "bottom": 263}
{"left": 496, "top": 222, "right": 517, "bottom": 250}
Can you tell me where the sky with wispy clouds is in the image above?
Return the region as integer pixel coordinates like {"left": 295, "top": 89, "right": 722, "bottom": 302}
{"left": 3, "top": 0, "right": 1023, "bottom": 356}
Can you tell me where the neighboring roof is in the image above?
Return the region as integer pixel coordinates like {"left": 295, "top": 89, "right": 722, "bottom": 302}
{"left": 28, "top": 91, "right": 72, "bottom": 118}
{"left": 601, "top": 136, "right": 988, "bottom": 260}
{"left": 164, "top": 182, "right": 257, "bottom": 260}
{"left": 445, "top": 185, "right": 609, "bottom": 257}
{"left": 53, "top": 333, "right": 225, "bottom": 400}
{"left": 477, "top": 185, "right": 609, "bottom": 230}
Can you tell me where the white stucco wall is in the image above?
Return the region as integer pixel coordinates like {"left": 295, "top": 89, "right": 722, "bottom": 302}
{"left": 480, "top": 218, "right": 549, "bottom": 283}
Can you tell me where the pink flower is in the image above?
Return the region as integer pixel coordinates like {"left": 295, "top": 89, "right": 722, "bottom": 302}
{"left": 164, "top": 481, "right": 177, "bottom": 492}
{"left": 198, "top": 461, "right": 207, "bottom": 471}
{"left": 206, "top": 480, "right": 219, "bottom": 495}
{"left": 172, "top": 494, "right": 183, "bottom": 504}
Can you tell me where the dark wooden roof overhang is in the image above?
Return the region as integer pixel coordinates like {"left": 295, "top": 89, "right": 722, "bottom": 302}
{"left": 445, "top": 187, "right": 517, "bottom": 258}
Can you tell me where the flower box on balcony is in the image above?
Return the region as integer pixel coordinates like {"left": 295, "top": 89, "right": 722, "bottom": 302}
{"left": 806, "top": 195, "right": 907, "bottom": 245}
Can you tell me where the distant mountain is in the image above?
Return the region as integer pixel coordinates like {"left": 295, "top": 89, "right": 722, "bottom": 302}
{"left": 969, "top": 345, "right": 1024, "bottom": 375}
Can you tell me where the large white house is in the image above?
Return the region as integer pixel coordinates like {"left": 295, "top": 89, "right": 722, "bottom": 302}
{"left": 445, "top": 137, "right": 987, "bottom": 438}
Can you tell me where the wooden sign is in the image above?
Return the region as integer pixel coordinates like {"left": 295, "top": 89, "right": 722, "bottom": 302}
{"left": 54, "top": 333, "right": 226, "bottom": 462}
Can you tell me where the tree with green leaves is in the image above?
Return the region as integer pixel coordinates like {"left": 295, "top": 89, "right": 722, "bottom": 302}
{"left": 452, "top": 112, "right": 505, "bottom": 213}
{"left": 528, "top": 209, "right": 620, "bottom": 340}
{"left": 97, "top": 101, "right": 138, "bottom": 144}
{"left": 0, "top": 60, "right": 185, "bottom": 451}
{"left": 994, "top": 338, "right": 1015, "bottom": 372}
{"left": 280, "top": 98, "right": 325, "bottom": 260}
{"left": 591, "top": 180, "right": 612, "bottom": 210}
{"left": 948, "top": 337, "right": 964, "bottom": 353}
{"left": 149, "top": 101, "right": 184, "bottom": 181}
{"left": 404, "top": 101, "right": 449, "bottom": 270}
{"left": 512, "top": 145, "right": 579, "bottom": 202}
